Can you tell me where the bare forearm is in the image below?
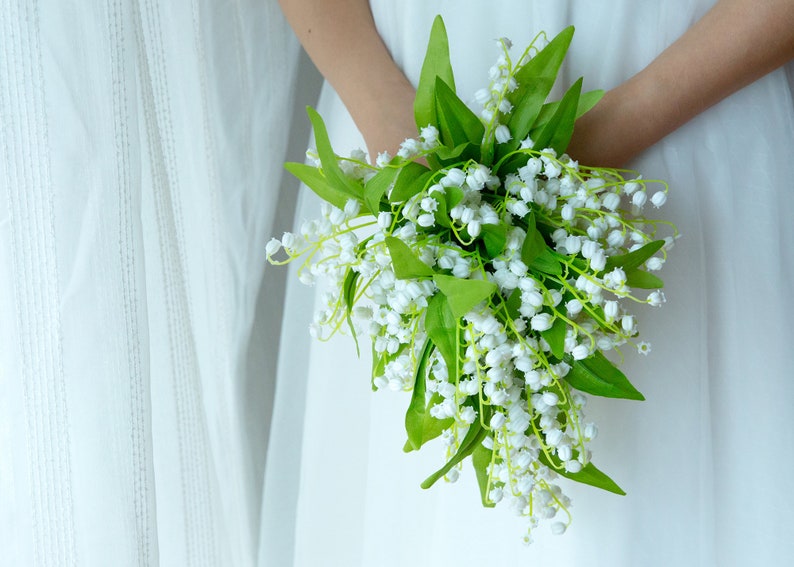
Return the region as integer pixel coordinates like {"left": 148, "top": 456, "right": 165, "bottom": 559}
{"left": 278, "top": 0, "right": 417, "bottom": 157}
{"left": 568, "top": 0, "right": 794, "bottom": 167}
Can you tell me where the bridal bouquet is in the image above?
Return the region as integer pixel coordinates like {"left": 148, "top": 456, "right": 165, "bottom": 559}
{"left": 268, "top": 17, "right": 675, "bottom": 542}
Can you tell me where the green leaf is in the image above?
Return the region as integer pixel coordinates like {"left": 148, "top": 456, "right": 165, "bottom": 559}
{"left": 625, "top": 269, "right": 665, "bottom": 289}
{"left": 431, "top": 193, "right": 451, "bottom": 228}
{"left": 364, "top": 167, "right": 399, "bottom": 215}
{"left": 605, "top": 240, "right": 665, "bottom": 272}
{"left": 521, "top": 214, "right": 562, "bottom": 276}
{"left": 371, "top": 343, "right": 386, "bottom": 392}
{"left": 425, "top": 293, "right": 458, "bottom": 382}
{"left": 565, "top": 351, "right": 645, "bottom": 401}
{"left": 306, "top": 107, "right": 363, "bottom": 199}
{"left": 434, "top": 142, "right": 475, "bottom": 163}
{"left": 385, "top": 237, "right": 435, "bottom": 279}
{"left": 342, "top": 269, "right": 361, "bottom": 356}
{"left": 538, "top": 451, "right": 626, "bottom": 495}
{"left": 435, "top": 77, "right": 485, "bottom": 149}
{"left": 284, "top": 162, "right": 350, "bottom": 210}
{"left": 415, "top": 16, "right": 455, "bottom": 132}
{"left": 480, "top": 224, "right": 507, "bottom": 259}
{"left": 532, "top": 77, "right": 583, "bottom": 155}
{"left": 472, "top": 442, "right": 496, "bottom": 508}
{"left": 496, "top": 26, "right": 574, "bottom": 162}
{"left": 532, "top": 89, "right": 604, "bottom": 133}
{"left": 403, "top": 391, "right": 454, "bottom": 452}
{"left": 421, "top": 419, "right": 486, "bottom": 489}
{"left": 342, "top": 269, "right": 359, "bottom": 313}
{"left": 389, "top": 162, "right": 431, "bottom": 203}
{"left": 405, "top": 339, "right": 434, "bottom": 451}
{"left": 433, "top": 274, "right": 497, "bottom": 319}
{"left": 540, "top": 315, "right": 566, "bottom": 360}
{"left": 445, "top": 185, "right": 464, "bottom": 209}
{"left": 505, "top": 288, "right": 522, "bottom": 320}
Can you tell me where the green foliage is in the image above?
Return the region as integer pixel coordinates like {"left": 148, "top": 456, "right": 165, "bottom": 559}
{"left": 435, "top": 77, "right": 485, "bottom": 154}
{"left": 306, "top": 107, "right": 363, "bottom": 199}
{"left": 421, "top": 418, "right": 486, "bottom": 489}
{"left": 385, "top": 237, "right": 435, "bottom": 279}
{"left": 538, "top": 451, "right": 626, "bottom": 495}
{"left": 472, "top": 442, "right": 496, "bottom": 508}
{"left": 565, "top": 351, "right": 645, "bottom": 401}
{"left": 389, "top": 162, "right": 432, "bottom": 203}
{"left": 415, "top": 16, "right": 455, "bottom": 133}
{"left": 495, "top": 26, "right": 573, "bottom": 162}
{"left": 405, "top": 339, "right": 434, "bottom": 451}
{"left": 433, "top": 274, "right": 497, "bottom": 319}
{"left": 424, "top": 293, "right": 458, "bottom": 381}
{"left": 364, "top": 166, "right": 400, "bottom": 215}
{"left": 531, "top": 77, "right": 583, "bottom": 155}
{"left": 284, "top": 162, "right": 350, "bottom": 210}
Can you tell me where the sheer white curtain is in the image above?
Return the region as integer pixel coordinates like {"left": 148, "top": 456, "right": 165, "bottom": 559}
{"left": 0, "top": 1, "right": 299, "bottom": 565}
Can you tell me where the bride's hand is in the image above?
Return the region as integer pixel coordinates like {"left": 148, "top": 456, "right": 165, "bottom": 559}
{"left": 277, "top": 0, "right": 420, "bottom": 162}
{"left": 568, "top": 0, "right": 794, "bottom": 169}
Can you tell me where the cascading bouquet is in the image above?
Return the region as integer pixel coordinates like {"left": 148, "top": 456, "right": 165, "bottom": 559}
{"left": 268, "top": 16, "right": 676, "bottom": 542}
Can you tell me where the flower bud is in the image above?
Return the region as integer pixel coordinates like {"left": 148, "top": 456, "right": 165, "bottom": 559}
{"left": 651, "top": 191, "right": 667, "bottom": 208}
{"left": 377, "top": 211, "right": 392, "bottom": 229}
{"left": 604, "top": 300, "right": 619, "bottom": 321}
{"left": 566, "top": 299, "right": 583, "bottom": 317}
{"left": 530, "top": 313, "right": 553, "bottom": 331}
{"left": 495, "top": 124, "right": 512, "bottom": 143}
{"left": 602, "top": 192, "right": 620, "bottom": 211}
{"left": 265, "top": 238, "right": 281, "bottom": 257}
{"left": 572, "top": 344, "right": 590, "bottom": 360}
{"left": 490, "top": 412, "right": 506, "bottom": 429}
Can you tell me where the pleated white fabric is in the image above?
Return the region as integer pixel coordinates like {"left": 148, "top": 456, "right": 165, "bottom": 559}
{"left": 0, "top": 1, "right": 298, "bottom": 565}
{"left": 263, "top": 1, "right": 794, "bottom": 566}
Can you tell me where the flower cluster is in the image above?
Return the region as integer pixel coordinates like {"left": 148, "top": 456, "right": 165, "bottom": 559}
{"left": 268, "top": 17, "right": 676, "bottom": 542}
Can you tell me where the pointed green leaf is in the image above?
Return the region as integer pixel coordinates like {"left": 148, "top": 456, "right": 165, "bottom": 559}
{"left": 403, "top": 391, "right": 454, "bottom": 452}
{"left": 415, "top": 16, "right": 455, "bottom": 132}
{"left": 540, "top": 315, "right": 566, "bottom": 360}
{"left": 495, "top": 26, "right": 574, "bottom": 161}
{"left": 521, "top": 214, "right": 563, "bottom": 276}
{"left": 371, "top": 343, "right": 386, "bottom": 392}
{"left": 532, "top": 89, "right": 604, "bottom": 133}
{"left": 605, "top": 240, "right": 665, "bottom": 272}
{"left": 342, "top": 269, "right": 361, "bottom": 355}
{"left": 284, "top": 162, "right": 349, "bottom": 210}
{"left": 435, "top": 77, "right": 485, "bottom": 149}
{"left": 306, "top": 107, "right": 363, "bottom": 199}
{"left": 532, "top": 77, "right": 583, "bottom": 155}
{"left": 565, "top": 351, "right": 645, "bottom": 401}
{"left": 385, "top": 237, "right": 435, "bottom": 279}
{"left": 504, "top": 288, "right": 522, "bottom": 320}
{"left": 538, "top": 451, "right": 626, "bottom": 495}
{"left": 425, "top": 293, "right": 458, "bottom": 382}
{"left": 421, "top": 419, "right": 486, "bottom": 489}
{"left": 389, "top": 161, "right": 431, "bottom": 203}
{"left": 625, "top": 269, "right": 665, "bottom": 289}
{"left": 364, "top": 166, "right": 399, "bottom": 215}
{"left": 433, "top": 274, "right": 497, "bottom": 319}
{"left": 480, "top": 224, "right": 508, "bottom": 259}
{"left": 472, "top": 442, "right": 496, "bottom": 508}
{"left": 434, "top": 141, "right": 476, "bottom": 163}
{"left": 445, "top": 185, "right": 464, "bottom": 210}
{"left": 405, "top": 339, "right": 434, "bottom": 451}
{"left": 431, "top": 193, "right": 451, "bottom": 228}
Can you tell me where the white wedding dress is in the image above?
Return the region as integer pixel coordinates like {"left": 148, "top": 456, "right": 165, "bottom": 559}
{"left": 1, "top": 1, "right": 300, "bottom": 565}
{"left": 263, "top": 1, "right": 794, "bottom": 566}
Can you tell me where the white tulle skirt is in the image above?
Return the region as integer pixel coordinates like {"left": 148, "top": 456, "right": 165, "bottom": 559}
{"left": 262, "top": 2, "right": 794, "bottom": 565}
